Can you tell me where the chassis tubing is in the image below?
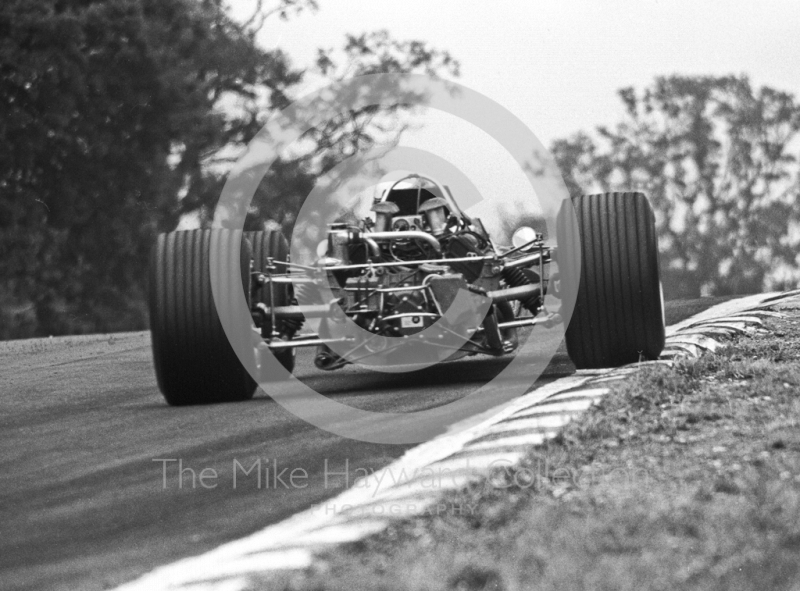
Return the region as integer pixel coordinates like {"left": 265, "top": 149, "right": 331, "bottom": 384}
{"left": 245, "top": 229, "right": 296, "bottom": 378}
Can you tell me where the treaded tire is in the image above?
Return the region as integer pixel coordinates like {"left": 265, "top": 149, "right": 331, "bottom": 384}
{"left": 149, "top": 229, "right": 256, "bottom": 405}
{"left": 245, "top": 229, "right": 296, "bottom": 376}
{"left": 557, "top": 192, "right": 665, "bottom": 369}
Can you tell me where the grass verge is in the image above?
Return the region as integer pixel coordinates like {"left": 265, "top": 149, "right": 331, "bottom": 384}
{"left": 256, "top": 300, "right": 800, "bottom": 591}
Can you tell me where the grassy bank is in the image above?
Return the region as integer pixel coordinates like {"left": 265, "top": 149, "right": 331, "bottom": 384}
{"left": 258, "top": 299, "right": 800, "bottom": 591}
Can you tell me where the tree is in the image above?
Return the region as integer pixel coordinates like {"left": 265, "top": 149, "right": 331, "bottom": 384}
{"left": 232, "top": 29, "right": 461, "bottom": 235}
{"left": 552, "top": 75, "right": 800, "bottom": 299}
{"left": 0, "top": 0, "right": 458, "bottom": 338}
{"left": 1, "top": 0, "right": 173, "bottom": 337}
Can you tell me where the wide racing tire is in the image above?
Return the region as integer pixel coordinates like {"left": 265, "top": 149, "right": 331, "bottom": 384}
{"left": 245, "top": 229, "right": 296, "bottom": 377}
{"left": 149, "top": 229, "right": 256, "bottom": 405}
{"left": 557, "top": 192, "right": 665, "bottom": 369}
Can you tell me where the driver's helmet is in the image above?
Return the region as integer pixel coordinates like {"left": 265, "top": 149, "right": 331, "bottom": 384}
{"left": 384, "top": 179, "right": 446, "bottom": 216}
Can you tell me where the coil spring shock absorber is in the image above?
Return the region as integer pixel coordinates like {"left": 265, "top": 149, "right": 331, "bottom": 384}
{"left": 281, "top": 282, "right": 307, "bottom": 336}
{"left": 501, "top": 267, "right": 542, "bottom": 314}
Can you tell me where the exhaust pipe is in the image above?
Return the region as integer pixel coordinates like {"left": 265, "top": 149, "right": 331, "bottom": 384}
{"left": 367, "top": 231, "right": 442, "bottom": 253}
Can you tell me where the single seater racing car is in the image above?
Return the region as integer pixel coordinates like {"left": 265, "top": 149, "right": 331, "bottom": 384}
{"left": 148, "top": 175, "right": 665, "bottom": 405}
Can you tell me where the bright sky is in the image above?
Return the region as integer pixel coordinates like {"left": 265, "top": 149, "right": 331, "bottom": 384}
{"left": 225, "top": 0, "right": 800, "bottom": 236}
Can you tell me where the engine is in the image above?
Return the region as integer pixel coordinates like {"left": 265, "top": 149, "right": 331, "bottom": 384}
{"left": 309, "top": 188, "right": 541, "bottom": 370}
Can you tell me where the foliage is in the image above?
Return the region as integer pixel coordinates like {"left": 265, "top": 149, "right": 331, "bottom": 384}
{"left": 242, "top": 29, "right": 460, "bottom": 236}
{"left": 552, "top": 75, "right": 800, "bottom": 298}
{"left": 0, "top": 0, "right": 457, "bottom": 338}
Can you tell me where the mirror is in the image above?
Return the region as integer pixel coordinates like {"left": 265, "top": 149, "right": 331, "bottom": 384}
{"left": 511, "top": 226, "right": 539, "bottom": 251}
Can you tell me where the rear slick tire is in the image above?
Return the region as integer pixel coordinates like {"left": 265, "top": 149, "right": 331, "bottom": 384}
{"left": 557, "top": 191, "right": 665, "bottom": 369}
{"left": 149, "top": 229, "right": 256, "bottom": 405}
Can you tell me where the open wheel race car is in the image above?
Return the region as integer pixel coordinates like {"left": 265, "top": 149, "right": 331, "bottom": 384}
{"left": 148, "top": 175, "right": 665, "bottom": 405}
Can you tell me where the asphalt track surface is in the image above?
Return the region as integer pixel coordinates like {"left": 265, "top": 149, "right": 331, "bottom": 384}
{"left": 0, "top": 298, "right": 733, "bottom": 591}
